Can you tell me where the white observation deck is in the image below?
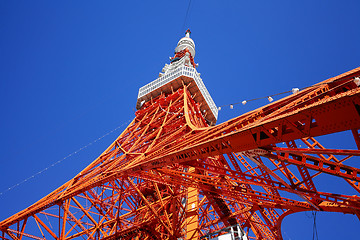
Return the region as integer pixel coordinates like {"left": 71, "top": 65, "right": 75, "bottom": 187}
{"left": 136, "top": 30, "right": 218, "bottom": 125}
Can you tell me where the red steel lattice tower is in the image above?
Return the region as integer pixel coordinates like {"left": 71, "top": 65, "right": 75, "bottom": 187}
{"left": 1, "top": 30, "right": 360, "bottom": 240}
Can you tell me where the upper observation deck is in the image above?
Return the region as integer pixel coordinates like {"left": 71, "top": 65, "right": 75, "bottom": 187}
{"left": 136, "top": 30, "right": 218, "bottom": 125}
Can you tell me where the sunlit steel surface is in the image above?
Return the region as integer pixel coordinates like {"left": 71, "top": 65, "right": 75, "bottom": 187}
{"left": 1, "top": 31, "right": 360, "bottom": 240}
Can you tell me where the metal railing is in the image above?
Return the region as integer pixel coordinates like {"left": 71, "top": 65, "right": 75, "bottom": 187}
{"left": 137, "top": 65, "right": 218, "bottom": 120}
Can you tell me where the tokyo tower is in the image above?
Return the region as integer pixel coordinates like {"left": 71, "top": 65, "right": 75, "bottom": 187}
{"left": 1, "top": 30, "right": 360, "bottom": 240}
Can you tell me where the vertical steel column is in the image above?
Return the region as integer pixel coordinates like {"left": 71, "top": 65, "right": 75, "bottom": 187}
{"left": 185, "top": 167, "right": 199, "bottom": 240}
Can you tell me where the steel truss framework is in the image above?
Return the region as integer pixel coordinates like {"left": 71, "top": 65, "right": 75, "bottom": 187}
{"left": 1, "top": 67, "right": 360, "bottom": 240}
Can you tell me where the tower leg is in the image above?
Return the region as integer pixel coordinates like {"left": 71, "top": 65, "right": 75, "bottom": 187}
{"left": 185, "top": 167, "right": 199, "bottom": 240}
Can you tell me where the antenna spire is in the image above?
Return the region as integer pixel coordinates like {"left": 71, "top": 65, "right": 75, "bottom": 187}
{"left": 185, "top": 29, "right": 191, "bottom": 37}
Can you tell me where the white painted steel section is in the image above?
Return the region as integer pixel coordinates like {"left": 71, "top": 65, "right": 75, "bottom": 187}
{"left": 203, "top": 224, "right": 248, "bottom": 240}
{"left": 212, "top": 233, "right": 232, "bottom": 240}
{"left": 137, "top": 65, "right": 218, "bottom": 121}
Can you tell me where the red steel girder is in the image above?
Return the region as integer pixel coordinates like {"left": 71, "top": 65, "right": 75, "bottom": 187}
{"left": 1, "top": 67, "right": 360, "bottom": 240}
{"left": 132, "top": 86, "right": 360, "bottom": 172}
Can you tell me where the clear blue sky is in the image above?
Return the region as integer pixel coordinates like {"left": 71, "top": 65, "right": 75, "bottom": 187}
{"left": 1, "top": 1, "right": 360, "bottom": 239}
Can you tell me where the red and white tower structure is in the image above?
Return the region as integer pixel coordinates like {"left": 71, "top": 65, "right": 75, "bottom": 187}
{"left": 137, "top": 29, "right": 218, "bottom": 125}
{"left": 1, "top": 30, "right": 360, "bottom": 240}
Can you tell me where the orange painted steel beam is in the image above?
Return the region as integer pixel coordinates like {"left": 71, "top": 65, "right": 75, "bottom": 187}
{"left": 270, "top": 147, "right": 360, "bottom": 156}
{"left": 1, "top": 67, "right": 360, "bottom": 240}
{"left": 132, "top": 87, "right": 360, "bottom": 172}
{"left": 264, "top": 151, "right": 360, "bottom": 181}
